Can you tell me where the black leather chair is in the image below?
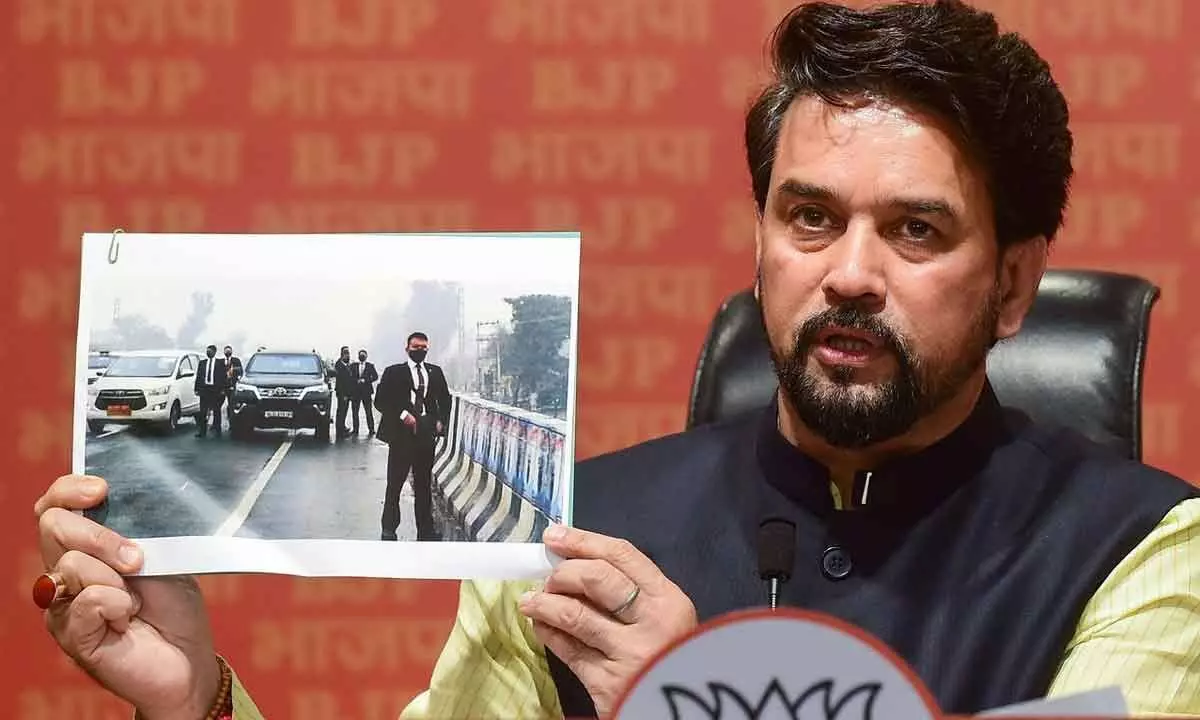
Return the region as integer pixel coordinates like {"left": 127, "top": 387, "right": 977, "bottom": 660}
{"left": 686, "top": 270, "right": 1160, "bottom": 460}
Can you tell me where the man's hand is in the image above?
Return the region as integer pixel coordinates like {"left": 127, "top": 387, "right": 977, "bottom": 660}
{"left": 35, "top": 475, "right": 223, "bottom": 720}
{"left": 436, "top": 421, "right": 444, "bottom": 435}
{"left": 518, "top": 525, "right": 697, "bottom": 718}
{"left": 403, "top": 414, "right": 417, "bottom": 428}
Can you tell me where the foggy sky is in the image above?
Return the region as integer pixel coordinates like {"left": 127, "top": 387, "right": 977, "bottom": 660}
{"left": 79, "top": 232, "right": 580, "bottom": 361}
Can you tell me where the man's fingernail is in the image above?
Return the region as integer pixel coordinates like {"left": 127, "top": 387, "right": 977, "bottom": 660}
{"left": 544, "top": 524, "right": 566, "bottom": 541}
{"left": 118, "top": 543, "right": 141, "bottom": 566}
{"left": 83, "top": 478, "right": 104, "bottom": 495}
{"left": 519, "top": 590, "right": 536, "bottom": 605}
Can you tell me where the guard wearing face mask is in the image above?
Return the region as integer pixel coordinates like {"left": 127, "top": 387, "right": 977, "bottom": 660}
{"left": 351, "top": 349, "right": 378, "bottom": 436}
{"left": 222, "top": 345, "right": 242, "bottom": 426}
{"left": 194, "top": 344, "right": 227, "bottom": 438}
{"left": 374, "top": 331, "right": 452, "bottom": 541}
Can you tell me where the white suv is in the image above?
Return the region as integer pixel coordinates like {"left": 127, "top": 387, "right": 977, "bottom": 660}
{"left": 86, "top": 350, "right": 118, "bottom": 385}
{"left": 86, "top": 349, "right": 204, "bottom": 434}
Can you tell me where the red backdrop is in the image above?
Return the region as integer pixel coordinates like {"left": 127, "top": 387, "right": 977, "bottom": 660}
{"left": 2, "top": 0, "right": 1196, "bottom": 716}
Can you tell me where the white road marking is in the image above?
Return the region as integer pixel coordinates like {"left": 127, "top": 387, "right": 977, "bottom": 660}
{"left": 213, "top": 439, "right": 293, "bottom": 537}
{"left": 96, "top": 427, "right": 126, "bottom": 440}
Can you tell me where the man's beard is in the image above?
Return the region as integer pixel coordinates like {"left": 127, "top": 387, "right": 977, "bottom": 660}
{"left": 761, "top": 287, "right": 1000, "bottom": 449}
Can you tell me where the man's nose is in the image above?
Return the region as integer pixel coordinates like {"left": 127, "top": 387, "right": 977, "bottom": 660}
{"left": 820, "top": 224, "right": 887, "bottom": 309}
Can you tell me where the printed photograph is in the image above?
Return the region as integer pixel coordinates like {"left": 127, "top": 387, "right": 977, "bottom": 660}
{"left": 72, "top": 231, "right": 580, "bottom": 580}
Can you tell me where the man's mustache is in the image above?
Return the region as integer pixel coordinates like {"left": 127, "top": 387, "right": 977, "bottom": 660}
{"left": 793, "top": 306, "right": 904, "bottom": 356}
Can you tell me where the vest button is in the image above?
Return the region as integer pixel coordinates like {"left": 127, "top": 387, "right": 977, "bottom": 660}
{"left": 821, "top": 546, "right": 852, "bottom": 580}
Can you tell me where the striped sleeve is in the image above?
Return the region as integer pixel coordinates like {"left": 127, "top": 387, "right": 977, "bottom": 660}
{"left": 1047, "top": 497, "right": 1200, "bottom": 715}
{"left": 227, "top": 659, "right": 266, "bottom": 719}
{"left": 399, "top": 579, "right": 563, "bottom": 719}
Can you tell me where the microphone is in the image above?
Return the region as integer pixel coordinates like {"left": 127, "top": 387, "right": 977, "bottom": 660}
{"left": 757, "top": 518, "right": 796, "bottom": 610}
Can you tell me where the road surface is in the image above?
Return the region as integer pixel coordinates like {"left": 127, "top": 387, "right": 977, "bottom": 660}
{"left": 82, "top": 409, "right": 465, "bottom": 542}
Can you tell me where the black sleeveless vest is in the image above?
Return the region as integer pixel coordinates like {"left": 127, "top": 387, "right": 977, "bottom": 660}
{"left": 548, "top": 385, "right": 1196, "bottom": 716}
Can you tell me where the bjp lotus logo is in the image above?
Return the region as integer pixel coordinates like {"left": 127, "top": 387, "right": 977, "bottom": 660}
{"left": 661, "top": 678, "right": 881, "bottom": 720}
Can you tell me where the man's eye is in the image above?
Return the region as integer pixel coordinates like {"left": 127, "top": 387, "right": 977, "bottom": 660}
{"left": 904, "top": 219, "right": 934, "bottom": 238}
{"left": 793, "top": 207, "right": 828, "bottom": 227}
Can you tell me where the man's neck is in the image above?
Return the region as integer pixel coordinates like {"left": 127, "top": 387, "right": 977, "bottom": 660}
{"left": 776, "top": 373, "right": 987, "bottom": 505}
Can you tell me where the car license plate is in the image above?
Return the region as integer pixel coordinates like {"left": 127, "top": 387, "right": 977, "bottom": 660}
{"left": 107, "top": 405, "right": 130, "bottom": 416}
{"left": 264, "top": 410, "right": 293, "bottom": 418}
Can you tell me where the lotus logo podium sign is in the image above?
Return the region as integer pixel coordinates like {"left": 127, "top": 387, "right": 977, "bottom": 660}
{"left": 609, "top": 608, "right": 1128, "bottom": 719}
{"left": 612, "top": 608, "right": 937, "bottom": 720}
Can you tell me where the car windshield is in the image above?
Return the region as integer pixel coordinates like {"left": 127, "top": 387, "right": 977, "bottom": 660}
{"left": 105, "top": 356, "right": 177, "bottom": 378}
{"left": 88, "top": 355, "right": 113, "bottom": 370}
{"left": 247, "top": 353, "right": 322, "bottom": 375}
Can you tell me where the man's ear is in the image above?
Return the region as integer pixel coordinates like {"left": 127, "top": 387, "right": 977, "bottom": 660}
{"left": 753, "top": 215, "right": 765, "bottom": 302}
{"left": 994, "top": 236, "right": 1048, "bottom": 341}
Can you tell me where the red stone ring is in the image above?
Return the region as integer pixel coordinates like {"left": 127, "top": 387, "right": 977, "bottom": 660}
{"left": 32, "top": 572, "right": 70, "bottom": 610}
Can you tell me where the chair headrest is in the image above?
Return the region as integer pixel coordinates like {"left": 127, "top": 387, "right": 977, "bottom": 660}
{"left": 686, "top": 269, "right": 1160, "bottom": 460}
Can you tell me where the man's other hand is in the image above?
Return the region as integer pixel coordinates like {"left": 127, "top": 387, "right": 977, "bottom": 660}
{"left": 518, "top": 524, "right": 698, "bottom": 718}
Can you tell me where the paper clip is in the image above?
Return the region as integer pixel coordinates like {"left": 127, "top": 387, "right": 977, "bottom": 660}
{"left": 108, "top": 228, "right": 123, "bottom": 264}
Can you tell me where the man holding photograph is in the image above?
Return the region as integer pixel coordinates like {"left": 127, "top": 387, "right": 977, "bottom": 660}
{"left": 26, "top": 1, "right": 1200, "bottom": 719}
{"left": 374, "top": 332, "right": 451, "bottom": 542}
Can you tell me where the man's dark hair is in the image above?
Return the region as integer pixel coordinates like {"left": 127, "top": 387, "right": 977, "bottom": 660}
{"left": 407, "top": 332, "right": 428, "bottom": 345}
{"left": 745, "top": 0, "right": 1073, "bottom": 248}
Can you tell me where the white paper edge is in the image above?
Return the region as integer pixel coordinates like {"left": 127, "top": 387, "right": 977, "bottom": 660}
{"left": 73, "top": 231, "right": 582, "bottom": 581}
{"left": 978, "top": 686, "right": 1128, "bottom": 717}
{"left": 132, "top": 537, "right": 564, "bottom": 580}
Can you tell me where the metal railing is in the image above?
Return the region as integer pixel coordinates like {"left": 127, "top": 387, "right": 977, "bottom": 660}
{"left": 435, "top": 392, "right": 567, "bottom": 524}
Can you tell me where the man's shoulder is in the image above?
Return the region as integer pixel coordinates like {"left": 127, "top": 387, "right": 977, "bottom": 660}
{"left": 1013, "top": 418, "right": 1197, "bottom": 507}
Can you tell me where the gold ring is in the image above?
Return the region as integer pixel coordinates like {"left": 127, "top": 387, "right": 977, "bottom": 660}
{"left": 610, "top": 584, "right": 640, "bottom": 621}
{"left": 32, "top": 572, "right": 69, "bottom": 610}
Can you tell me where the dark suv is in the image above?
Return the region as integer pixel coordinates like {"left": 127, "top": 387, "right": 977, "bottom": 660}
{"left": 228, "top": 349, "right": 333, "bottom": 441}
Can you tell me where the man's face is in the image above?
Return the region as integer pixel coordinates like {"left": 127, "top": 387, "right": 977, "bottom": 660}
{"left": 755, "top": 96, "right": 1037, "bottom": 449}
{"left": 358, "top": 352, "right": 367, "bottom": 362}
{"left": 408, "top": 338, "right": 428, "bottom": 353}
{"left": 224, "top": 347, "right": 232, "bottom": 358}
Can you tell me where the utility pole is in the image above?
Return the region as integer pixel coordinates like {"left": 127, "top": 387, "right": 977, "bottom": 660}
{"left": 475, "top": 320, "right": 501, "bottom": 400}
{"left": 456, "top": 285, "right": 466, "bottom": 387}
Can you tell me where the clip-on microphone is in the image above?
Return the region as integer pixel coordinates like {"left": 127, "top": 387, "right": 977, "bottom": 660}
{"left": 757, "top": 518, "right": 797, "bottom": 610}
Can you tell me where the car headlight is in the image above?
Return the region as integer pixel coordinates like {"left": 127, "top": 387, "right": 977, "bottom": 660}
{"left": 236, "top": 383, "right": 257, "bottom": 393}
{"left": 300, "top": 384, "right": 328, "bottom": 396}
{"left": 147, "top": 386, "right": 170, "bottom": 396}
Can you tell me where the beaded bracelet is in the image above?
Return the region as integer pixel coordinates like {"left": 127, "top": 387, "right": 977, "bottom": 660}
{"left": 205, "top": 655, "right": 234, "bottom": 720}
{"left": 132, "top": 655, "right": 232, "bottom": 720}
